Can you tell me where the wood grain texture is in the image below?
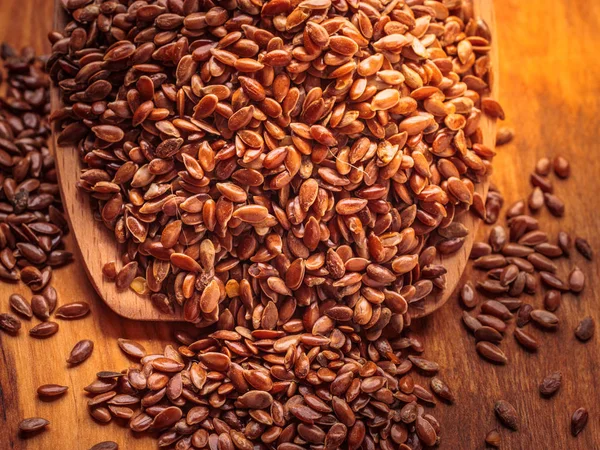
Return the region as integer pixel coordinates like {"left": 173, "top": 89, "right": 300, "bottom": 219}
{"left": 49, "top": 1, "right": 495, "bottom": 321}
{"left": 1, "top": 0, "right": 599, "bottom": 449}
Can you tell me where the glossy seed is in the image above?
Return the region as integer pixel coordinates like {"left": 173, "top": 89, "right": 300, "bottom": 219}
{"left": 19, "top": 417, "right": 50, "bottom": 433}
{"left": 571, "top": 408, "right": 588, "bottom": 436}
{"left": 67, "top": 339, "right": 94, "bottom": 365}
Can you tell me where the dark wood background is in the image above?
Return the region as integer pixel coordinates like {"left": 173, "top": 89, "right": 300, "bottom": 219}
{"left": 0, "top": 0, "right": 599, "bottom": 448}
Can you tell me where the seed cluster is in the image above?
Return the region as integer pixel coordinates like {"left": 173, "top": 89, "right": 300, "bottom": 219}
{"left": 458, "top": 157, "right": 593, "bottom": 443}
{"left": 44, "top": 1, "right": 502, "bottom": 447}
{"left": 0, "top": 44, "right": 78, "bottom": 337}
{"left": 49, "top": 0, "right": 499, "bottom": 327}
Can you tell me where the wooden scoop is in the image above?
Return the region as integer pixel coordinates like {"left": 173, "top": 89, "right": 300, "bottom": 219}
{"left": 51, "top": 0, "right": 497, "bottom": 321}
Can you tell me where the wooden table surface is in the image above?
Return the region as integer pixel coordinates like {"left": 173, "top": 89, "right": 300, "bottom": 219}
{"left": 1, "top": 1, "right": 599, "bottom": 449}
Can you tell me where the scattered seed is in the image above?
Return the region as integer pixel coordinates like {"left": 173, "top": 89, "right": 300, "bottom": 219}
{"left": 0, "top": 313, "right": 22, "bottom": 334}
{"left": 571, "top": 408, "right": 588, "bottom": 436}
{"left": 535, "top": 158, "right": 551, "bottom": 176}
{"left": 55, "top": 302, "right": 90, "bottom": 319}
{"left": 460, "top": 282, "right": 478, "bottom": 309}
{"left": 9, "top": 294, "right": 32, "bottom": 319}
{"left": 67, "top": 339, "right": 94, "bottom": 365}
{"left": 539, "top": 372, "right": 562, "bottom": 397}
{"left": 37, "top": 384, "right": 69, "bottom": 398}
{"left": 89, "top": 442, "right": 119, "bottom": 450}
{"left": 530, "top": 310, "right": 559, "bottom": 330}
{"left": 543, "top": 290, "right": 561, "bottom": 312}
{"left": 528, "top": 187, "right": 544, "bottom": 211}
{"left": 496, "top": 127, "right": 514, "bottom": 146}
{"left": 494, "top": 400, "right": 518, "bottom": 430}
{"left": 19, "top": 417, "right": 49, "bottom": 433}
{"left": 117, "top": 339, "right": 147, "bottom": 360}
{"left": 430, "top": 377, "right": 454, "bottom": 403}
{"left": 516, "top": 304, "right": 533, "bottom": 328}
{"left": 544, "top": 193, "right": 564, "bottom": 217}
{"left": 575, "top": 317, "right": 595, "bottom": 342}
{"left": 29, "top": 321, "right": 59, "bottom": 338}
{"left": 485, "top": 429, "right": 501, "bottom": 447}
{"left": 476, "top": 342, "right": 507, "bottom": 365}
{"left": 514, "top": 328, "right": 540, "bottom": 352}
{"left": 552, "top": 156, "right": 570, "bottom": 179}
{"left": 568, "top": 266, "right": 585, "bottom": 293}
{"left": 575, "top": 237, "right": 593, "bottom": 260}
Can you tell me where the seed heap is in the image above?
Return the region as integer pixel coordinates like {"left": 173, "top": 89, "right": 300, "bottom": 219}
{"left": 80, "top": 323, "right": 455, "bottom": 449}
{"left": 0, "top": 44, "right": 76, "bottom": 337}
{"left": 458, "top": 157, "right": 594, "bottom": 442}
{"left": 48, "top": 0, "right": 500, "bottom": 326}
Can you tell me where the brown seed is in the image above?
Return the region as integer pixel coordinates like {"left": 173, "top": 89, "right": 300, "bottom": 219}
{"left": 496, "top": 127, "right": 514, "bottom": 146}
{"left": 539, "top": 271, "right": 569, "bottom": 291}
{"left": 460, "top": 282, "right": 477, "bottom": 309}
{"left": 31, "top": 294, "right": 50, "bottom": 320}
{"left": 544, "top": 193, "right": 564, "bottom": 217}
{"left": 0, "top": 312, "right": 22, "bottom": 334}
{"left": 29, "top": 321, "right": 59, "bottom": 338}
{"left": 117, "top": 338, "right": 147, "bottom": 360}
{"left": 552, "top": 156, "right": 570, "bottom": 178}
{"left": 498, "top": 297, "right": 523, "bottom": 311}
{"left": 528, "top": 187, "right": 544, "bottom": 211}
{"left": 90, "top": 406, "right": 112, "bottom": 423}
{"left": 568, "top": 266, "right": 585, "bottom": 293}
{"left": 575, "top": 317, "right": 595, "bottom": 342}
{"left": 477, "top": 314, "right": 507, "bottom": 333}
{"left": 539, "top": 372, "right": 562, "bottom": 397}
{"left": 558, "top": 231, "right": 572, "bottom": 256}
{"left": 9, "top": 294, "right": 32, "bottom": 318}
{"left": 494, "top": 400, "right": 518, "bottom": 430}
{"left": 527, "top": 252, "right": 557, "bottom": 272}
{"left": 67, "top": 339, "right": 94, "bottom": 365}
{"left": 19, "top": 417, "right": 50, "bottom": 433}
{"left": 544, "top": 290, "right": 561, "bottom": 312}
{"left": 55, "top": 302, "right": 90, "bottom": 319}
{"left": 481, "top": 300, "right": 513, "bottom": 320}
{"left": 37, "top": 384, "right": 69, "bottom": 398}
{"left": 530, "top": 310, "right": 559, "bottom": 329}
{"left": 514, "top": 328, "right": 540, "bottom": 352}
{"left": 476, "top": 342, "right": 507, "bottom": 365}
{"left": 518, "top": 230, "right": 548, "bottom": 246}
{"left": 415, "top": 415, "right": 437, "bottom": 446}
{"left": 462, "top": 312, "right": 483, "bottom": 333}
{"left": 473, "top": 254, "right": 507, "bottom": 270}
{"left": 530, "top": 173, "right": 553, "bottom": 193}
{"left": 407, "top": 356, "right": 439, "bottom": 374}
{"left": 535, "top": 157, "right": 551, "bottom": 176}
{"left": 477, "top": 279, "right": 509, "bottom": 295}
{"left": 116, "top": 262, "right": 138, "bottom": 289}
{"left": 485, "top": 429, "right": 501, "bottom": 447}
{"left": 499, "top": 264, "right": 519, "bottom": 287}
{"left": 534, "top": 243, "right": 563, "bottom": 258}
{"left": 430, "top": 377, "right": 454, "bottom": 403}
{"left": 475, "top": 326, "right": 503, "bottom": 345}
{"left": 575, "top": 237, "right": 593, "bottom": 260}
{"left": 89, "top": 442, "right": 119, "bottom": 450}
{"left": 471, "top": 242, "right": 492, "bottom": 259}
{"left": 571, "top": 408, "right": 588, "bottom": 436}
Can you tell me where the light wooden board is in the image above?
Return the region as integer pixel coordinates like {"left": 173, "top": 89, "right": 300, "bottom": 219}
{"left": 1, "top": 0, "right": 599, "bottom": 448}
